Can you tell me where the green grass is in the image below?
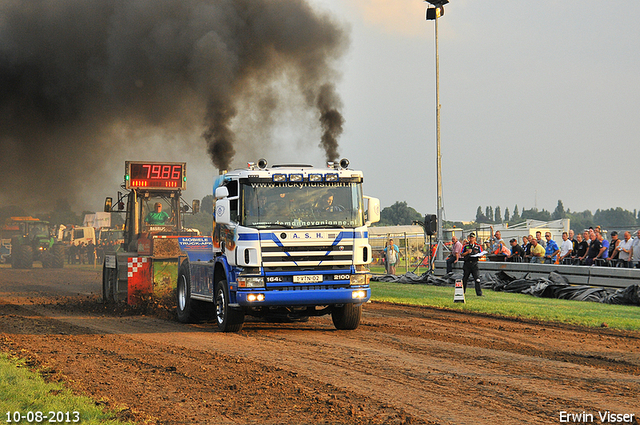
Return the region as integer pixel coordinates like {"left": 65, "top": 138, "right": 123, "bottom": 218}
{"left": 370, "top": 281, "right": 640, "bottom": 331}
{"left": 0, "top": 354, "right": 134, "bottom": 425}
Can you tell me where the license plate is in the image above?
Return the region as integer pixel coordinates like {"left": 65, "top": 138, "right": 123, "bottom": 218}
{"left": 293, "top": 275, "right": 323, "bottom": 283}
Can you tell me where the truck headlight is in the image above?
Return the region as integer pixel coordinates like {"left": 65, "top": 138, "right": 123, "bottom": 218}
{"left": 238, "top": 277, "right": 265, "bottom": 288}
{"left": 352, "top": 290, "right": 367, "bottom": 299}
{"left": 247, "top": 293, "right": 265, "bottom": 302}
{"left": 350, "top": 274, "right": 369, "bottom": 285}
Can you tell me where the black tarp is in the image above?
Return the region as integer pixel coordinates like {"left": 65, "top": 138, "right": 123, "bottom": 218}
{"left": 371, "top": 270, "right": 640, "bottom": 306}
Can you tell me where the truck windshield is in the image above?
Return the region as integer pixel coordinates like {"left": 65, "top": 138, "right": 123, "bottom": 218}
{"left": 241, "top": 182, "right": 364, "bottom": 229}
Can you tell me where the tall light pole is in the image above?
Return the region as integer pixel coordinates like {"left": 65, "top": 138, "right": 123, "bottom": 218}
{"left": 426, "top": 1, "right": 448, "bottom": 260}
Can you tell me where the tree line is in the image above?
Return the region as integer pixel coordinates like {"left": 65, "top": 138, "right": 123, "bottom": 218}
{"left": 5, "top": 197, "right": 637, "bottom": 234}
{"left": 475, "top": 200, "right": 639, "bottom": 231}
{"left": 375, "top": 200, "right": 640, "bottom": 231}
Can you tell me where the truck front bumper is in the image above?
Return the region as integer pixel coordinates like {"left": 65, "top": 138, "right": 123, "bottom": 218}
{"left": 235, "top": 286, "right": 370, "bottom": 307}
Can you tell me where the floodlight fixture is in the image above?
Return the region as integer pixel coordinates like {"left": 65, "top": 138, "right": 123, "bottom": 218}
{"left": 424, "top": 0, "right": 449, "bottom": 6}
{"left": 425, "top": 1, "right": 447, "bottom": 20}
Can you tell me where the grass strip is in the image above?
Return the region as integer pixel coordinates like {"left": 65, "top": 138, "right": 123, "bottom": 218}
{"left": 370, "top": 281, "right": 640, "bottom": 331}
{"left": 0, "top": 353, "right": 134, "bottom": 425}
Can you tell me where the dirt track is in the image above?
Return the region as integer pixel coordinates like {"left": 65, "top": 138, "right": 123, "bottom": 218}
{"left": 1, "top": 266, "right": 639, "bottom": 425}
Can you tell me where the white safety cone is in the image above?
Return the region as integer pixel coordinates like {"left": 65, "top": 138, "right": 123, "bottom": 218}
{"left": 454, "top": 279, "right": 466, "bottom": 303}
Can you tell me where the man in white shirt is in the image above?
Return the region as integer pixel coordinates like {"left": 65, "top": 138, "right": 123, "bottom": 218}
{"left": 617, "top": 231, "right": 633, "bottom": 268}
{"left": 558, "top": 231, "right": 573, "bottom": 264}
{"left": 629, "top": 230, "right": 640, "bottom": 267}
{"left": 629, "top": 230, "right": 640, "bottom": 269}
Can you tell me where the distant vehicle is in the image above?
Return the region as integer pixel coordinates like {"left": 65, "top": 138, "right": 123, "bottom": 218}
{"left": 97, "top": 228, "right": 124, "bottom": 247}
{"left": 5, "top": 217, "right": 65, "bottom": 268}
{"left": 60, "top": 226, "right": 96, "bottom": 247}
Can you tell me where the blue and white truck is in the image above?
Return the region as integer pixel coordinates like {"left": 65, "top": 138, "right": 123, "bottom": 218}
{"left": 177, "top": 159, "right": 380, "bottom": 332}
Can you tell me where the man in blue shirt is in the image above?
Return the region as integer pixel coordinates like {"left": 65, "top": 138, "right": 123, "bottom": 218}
{"left": 543, "top": 232, "right": 560, "bottom": 264}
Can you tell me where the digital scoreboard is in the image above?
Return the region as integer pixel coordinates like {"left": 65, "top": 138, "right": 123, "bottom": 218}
{"left": 125, "top": 161, "right": 186, "bottom": 190}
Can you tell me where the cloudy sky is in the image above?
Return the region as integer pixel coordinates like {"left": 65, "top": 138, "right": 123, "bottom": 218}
{"left": 301, "top": 0, "right": 640, "bottom": 222}
{"left": 183, "top": 0, "right": 640, "bottom": 222}
{"left": 6, "top": 0, "right": 637, "bottom": 222}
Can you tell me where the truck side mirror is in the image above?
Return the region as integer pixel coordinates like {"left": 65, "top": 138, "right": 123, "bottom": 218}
{"left": 214, "top": 186, "right": 229, "bottom": 199}
{"left": 364, "top": 196, "right": 380, "bottom": 226}
{"left": 104, "top": 197, "right": 112, "bottom": 212}
{"left": 192, "top": 199, "right": 200, "bottom": 214}
{"left": 215, "top": 199, "right": 231, "bottom": 225}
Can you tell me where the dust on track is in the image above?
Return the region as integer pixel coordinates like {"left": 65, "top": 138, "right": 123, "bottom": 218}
{"left": 0, "top": 267, "right": 638, "bottom": 425}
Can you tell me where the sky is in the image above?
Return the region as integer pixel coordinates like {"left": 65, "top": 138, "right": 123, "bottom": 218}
{"left": 309, "top": 0, "right": 640, "bottom": 222}
{"left": 3, "top": 0, "right": 638, "bottom": 222}
{"left": 193, "top": 0, "right": 640, "bottom": 221}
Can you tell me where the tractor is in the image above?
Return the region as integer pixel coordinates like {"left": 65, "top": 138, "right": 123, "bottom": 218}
{"left": 8, "top": 217, "right": 65, "bottom": 268}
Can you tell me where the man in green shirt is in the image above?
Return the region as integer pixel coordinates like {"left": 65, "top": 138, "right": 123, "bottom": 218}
{"left": 145, "top": 202, "right": 170, "bottom": 225}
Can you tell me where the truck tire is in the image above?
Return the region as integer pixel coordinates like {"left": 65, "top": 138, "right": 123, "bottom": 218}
{"left": 331, "top": 303, "right": 362, "bottom": 330}
{"left": 215, "top": 280, "right": 244, "bottom": 332}
{"left": 12, "top": 245, "right": 33, "bottom": 269}
{"left": 102, "top": 263, "right": 117, "bottom": 303}
{"left": 176, "top": 262, "right": 198, "bottom": 323}
{"left": 51, "top": 244, "right": 65, "bottom": 268}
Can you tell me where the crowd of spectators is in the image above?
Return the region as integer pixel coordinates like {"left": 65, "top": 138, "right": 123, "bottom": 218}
{"left": 66, "top": 240, "right": 121, "bottom": 265}
{"left": 496, "top": 226, "right": 640, "bottom": 267}
{"left": 448, "top": 226, "right": 640, "bottom": 268}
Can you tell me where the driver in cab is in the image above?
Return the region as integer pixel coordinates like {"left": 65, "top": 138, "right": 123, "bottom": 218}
{"left": 315, "top": 192, "right": 343, "bottom": 212}
{"left": 145, "top": 202, "right": 169, "bottom": 225}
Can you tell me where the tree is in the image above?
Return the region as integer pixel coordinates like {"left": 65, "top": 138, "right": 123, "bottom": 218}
{"left": 593, "top": 208, "right": 636, "bottom": 228}
{"left": 512, "top": 205, "right": 520, "bottom": 221}
{"left": 504, "top": 207, "right": 510, "bottom": 223}
{"left": 201, "top": 195, "right": 214, "bottom": 215}
{"left": 566, "top": 210, "right": 594, "bottom": 232}
{"left": 521, "top": 208, "right": 551, "bottom": 221}
{"left": 378, "top": 201, "right": 423, "bottom": 226}
{"left": 40, "top": 198, "right": 80, "bottom": 225}
{"left": 476, "top": 206, "right": 489, "bottom": 224}
{"left": 184, "top": 212, "right": 213, "bottom": 235}
{"left": 552, "top": 200, "right": 566, "bottom": 220}
{"left": 485, "top": 206, "right": 493, "bottom": 223}
{"left": 495, "top": 206, "right": 502, "bottom": 224}
{"left": 0, "top": 205, "right": 27, "bottom": 224}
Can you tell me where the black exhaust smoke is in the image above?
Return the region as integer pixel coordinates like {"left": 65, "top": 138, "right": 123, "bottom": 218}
{"left": 0, "top": 0, "right": 347, "bottom": 209}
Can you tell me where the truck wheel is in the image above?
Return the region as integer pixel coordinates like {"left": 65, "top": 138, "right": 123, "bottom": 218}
{"left": 12, "top": 245, "right": 33, "bottom": 269}
{"left": 176, "top": 262, "right": 197, "bottom": 323}
{"left": 215, "top": 280, "right": 244, "bottom": 332}
{"left": 331, "top": 303, "right": 362, "bottom": 330}
{"left": 51, "top": 244, "right": 65, "bottom": 268}
{"left": 102, "top": 263, "right": 117, "bottom": 303}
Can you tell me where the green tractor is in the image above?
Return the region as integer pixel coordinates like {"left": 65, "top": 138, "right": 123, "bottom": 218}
{"left": 8, "top": 217, "right": 65, "bottom": 269}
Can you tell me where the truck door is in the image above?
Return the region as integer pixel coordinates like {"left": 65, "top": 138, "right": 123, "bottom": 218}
{"left": 214, "top": 180, "right": 239, "bottom": 265}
